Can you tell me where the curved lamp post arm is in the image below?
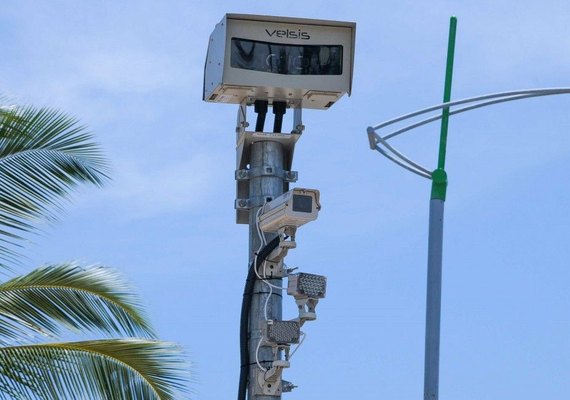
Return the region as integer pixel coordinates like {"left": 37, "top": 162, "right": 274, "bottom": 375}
{"left": 367, "top": 128, "right": 433, "bottom": 178}
{"left": 369, "top": 88, "right": 570, "bottom": 132}
{"left": 367, "top": 88, "right": 570, "bottom": 181}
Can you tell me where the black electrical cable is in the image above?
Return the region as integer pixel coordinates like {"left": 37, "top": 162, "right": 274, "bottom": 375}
{"left": 272, "top": 101, "right": 287, "bottom": 133}
{"left": 254, "top": 100, "right": 268, "bottom": 132}
{"left": 238, "top": 235, "right": 281, "bottom": 400}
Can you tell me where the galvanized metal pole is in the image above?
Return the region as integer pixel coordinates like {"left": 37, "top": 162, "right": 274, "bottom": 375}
{"left": 424, "top": 16, "right": 456, "bottom": 400}
{"left": 424, "top": 197, "right": 445, "bottom": 399}
{"left": 248, "top": 140, "right": 284, "bottom": 400}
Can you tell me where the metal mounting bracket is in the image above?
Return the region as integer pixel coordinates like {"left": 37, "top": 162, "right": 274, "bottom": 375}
{"left": 265, "top": 233, "right": 297, "bottom": 263}
{"left": 254, "top": 360, "right": 290, "bottom": 396}
{"left": 235, "top": 101, "right": 303, "bottom": 224}
{"left": 256, "top": 259, "right": 286, "bottom": 279}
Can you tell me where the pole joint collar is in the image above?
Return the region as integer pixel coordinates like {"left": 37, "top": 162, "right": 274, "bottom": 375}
{"left": 430, "top": 168, "right": 448, "bottom": 200}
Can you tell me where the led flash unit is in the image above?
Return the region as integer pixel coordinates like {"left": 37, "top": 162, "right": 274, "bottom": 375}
{"left": 265, "top": 320, "right": 301, "bottom": 345}
{"left": 288, "top": 273, "right": 327, "bottom": 299}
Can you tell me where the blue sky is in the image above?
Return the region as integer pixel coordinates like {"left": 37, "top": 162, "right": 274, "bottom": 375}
{"left": 1, "top": 1, "right": 570, "bottom": 399}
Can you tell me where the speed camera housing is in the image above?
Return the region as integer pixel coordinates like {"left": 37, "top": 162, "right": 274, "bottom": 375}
{"left": 258, "top": 188, "right": 320, "bottom": 233}
{"left": 203, "top": 14, "right": 356, "bottom": 109}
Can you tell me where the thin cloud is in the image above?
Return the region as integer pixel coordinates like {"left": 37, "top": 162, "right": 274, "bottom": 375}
{"left": 76, "top": 50, "right": 196, "bottom": 94}
{"left": 88, "top": 153, "right": 225, "bottom": 220}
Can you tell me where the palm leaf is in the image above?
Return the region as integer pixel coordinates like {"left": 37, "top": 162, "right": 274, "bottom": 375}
{"left": 0, "top": 339, "right": 191, "bottom": 399}
{"left": 0, "top": 263, "right": 155, "bottom": 344}
{"left": 0, "top": 105, "right": 109, "bottom": 264}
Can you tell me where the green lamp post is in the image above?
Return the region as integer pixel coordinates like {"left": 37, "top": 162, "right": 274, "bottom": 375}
{"left": 367, "top": 16, "right": 570, "bottom": 400}
{"left": 423, "top": 16, "right": 457, "bottom": 400}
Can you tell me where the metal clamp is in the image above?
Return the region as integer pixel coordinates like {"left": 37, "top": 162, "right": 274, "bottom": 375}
{"left": 256, "top": 259, "right": 286, "bottom": 279}
{"left": 235, "top": 169, "right": 250, "bottom": 181}
{"left": 255, "top": 360, "right": 290, "bottom": 396}
{"left": 236, "top": 168, "right": 298, "bottom": 182}
{"left": 284, "top": 170, "right": 298, "bottom": 182}
{"left": 235, "top": 199, "right": 250, "bottom": 210}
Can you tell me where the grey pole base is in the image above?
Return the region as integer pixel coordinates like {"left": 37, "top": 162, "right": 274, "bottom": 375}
{"left": 424, "top": 198, "right": 445, "bottom": 400}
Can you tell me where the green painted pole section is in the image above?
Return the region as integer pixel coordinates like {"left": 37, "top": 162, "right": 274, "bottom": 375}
{"left": 431, "top": 16, "right": 457, "bottom": 201}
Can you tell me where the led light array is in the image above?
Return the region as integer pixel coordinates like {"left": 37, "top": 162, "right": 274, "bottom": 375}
{"left": 265, "top": 321, "right": 301, "bottom": 345}
{"left": 288, "top": 272, "right": 327, "bottom": 299}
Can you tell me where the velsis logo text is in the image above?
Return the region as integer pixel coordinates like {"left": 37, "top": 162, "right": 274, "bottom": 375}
{"left": 265, "top": 27, "right": 311, "bottom": 40}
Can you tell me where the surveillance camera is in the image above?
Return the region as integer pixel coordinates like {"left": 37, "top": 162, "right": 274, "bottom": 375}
{"left": 203, "top": 14, "right": 356, "bottom": 110}
{"left": 258, "top": 188, "right": 320, "bottom": 233}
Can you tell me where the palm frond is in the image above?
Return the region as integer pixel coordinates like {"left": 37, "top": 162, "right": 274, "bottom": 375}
{"left": 0, "top": 339, "right": 191, "bottom": 400}
{"left": 0, "top": 105, "right": 109, "bottom": 264}
{"left": 0, "top": 263, "right": 156, "bottom": 343}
